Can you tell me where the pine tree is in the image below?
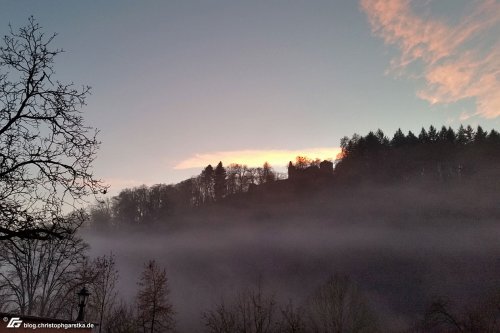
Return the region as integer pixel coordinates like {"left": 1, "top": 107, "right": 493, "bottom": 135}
{"left": 456, "top": 125, "right": 467, "bottom": 145}
{"left": 464, "top": 125, "right": 475, "bottom": 144}
{"left": 445, "top": 127, "right": 456, "bottom": 143}
{"left": 475, "top": 126, "right": 487, "bottom": 143}
{"left": 487, "top": 130, "right": 500, "bottom": 144}
{"left": 201, "top": 165, "right": 215, "bottom": 203}
{"left": 428, "top": 125, "right": 438, "bottom": 142}
{"left": 418, "top": 127, "right": 429, "bottom": 144}
{"left": 375, "top": 129, "right": 389, "bottom": 146}
{"left": 214, "top": 161, "right": 227, "bottom": 201}
{"left": 391, "top": 128, "right": 406, "bottom": 147}
{"left": 406, "top": 131, "right": 419, "bottom": 145}
{"left": 438, "top": 126, "right": 449, "bottom": 142}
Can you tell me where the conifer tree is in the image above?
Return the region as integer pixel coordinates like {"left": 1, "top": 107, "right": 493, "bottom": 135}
{"left": 214, "top": 161, "right": 227, "bottom": 201}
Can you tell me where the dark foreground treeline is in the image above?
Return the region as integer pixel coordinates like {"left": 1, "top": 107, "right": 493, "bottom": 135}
{"left": 3, "top": 225, "right": 500, "bottom": 333}
{"left": 2, "top": 228, "right": 500, "bottom": 333}
{"left": 0, "top": 221, "right": 379, "bottom": 332}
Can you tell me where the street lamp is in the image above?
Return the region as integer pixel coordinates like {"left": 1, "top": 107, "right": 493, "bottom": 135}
{"left": 76, "top": 286, "right": 90, "bottom": 321}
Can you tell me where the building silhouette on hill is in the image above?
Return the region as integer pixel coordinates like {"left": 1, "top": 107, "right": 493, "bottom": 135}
{"left": 287, "top": 160, "right": 334, "bottom": 181}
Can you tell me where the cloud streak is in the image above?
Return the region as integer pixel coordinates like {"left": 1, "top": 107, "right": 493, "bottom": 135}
{"left": 361, "top": 0, "right": 500, "bottom": 118}
{"left": 174, "top": 147, "right": 341, "bottom": 170}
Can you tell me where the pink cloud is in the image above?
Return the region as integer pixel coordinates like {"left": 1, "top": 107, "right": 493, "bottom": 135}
{"left": 361, "top": 0, "right": 500, "bottom": 118}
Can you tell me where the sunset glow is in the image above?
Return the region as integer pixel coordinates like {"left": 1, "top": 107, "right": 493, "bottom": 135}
{"left": 174, "top": 147, "right": 341, "bottom": 170}
{"left": 4, "top": 1, "right": 497, "bottom": 189}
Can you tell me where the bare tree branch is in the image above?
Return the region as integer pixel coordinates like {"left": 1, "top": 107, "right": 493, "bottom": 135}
{"left": 0, "top": 17, "right": 107, "bottom": 240}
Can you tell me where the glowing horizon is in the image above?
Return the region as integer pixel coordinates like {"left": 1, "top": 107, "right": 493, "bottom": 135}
{"left": 174, "top": 147, "right": 342, "bottom": 170}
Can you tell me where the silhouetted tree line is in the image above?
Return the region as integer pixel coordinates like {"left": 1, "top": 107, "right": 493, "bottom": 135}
{"left": 203, "top": 275, "right": 379, "bottom": 333}
{"left": 204, "top": 279, "right": 500, "bottom": 333}
{"left": 88, "top": 125, "right": 500, "bottom": 229}
{"left": 88, "top": 162, "right": 278, "bottom": 228}
{"left": 335, "top": 125, "right": 500, "bottom": 185}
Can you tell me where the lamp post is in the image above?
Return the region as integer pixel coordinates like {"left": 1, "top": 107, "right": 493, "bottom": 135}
{"left": 76, "top": 286, "right": 90, "bottom": 321}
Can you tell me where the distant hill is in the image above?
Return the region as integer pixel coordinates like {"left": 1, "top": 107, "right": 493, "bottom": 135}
{"left": 86, "top": 125, "right": 500, "bottom": 231}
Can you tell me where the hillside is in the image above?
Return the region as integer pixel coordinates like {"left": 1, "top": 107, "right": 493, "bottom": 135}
{"left": 87, "top": 125, "right": 500, "bottom": 231}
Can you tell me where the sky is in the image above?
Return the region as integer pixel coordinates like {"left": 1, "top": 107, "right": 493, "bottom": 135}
{"left": 1, "top": 0, "right": 499, "bottom": 195}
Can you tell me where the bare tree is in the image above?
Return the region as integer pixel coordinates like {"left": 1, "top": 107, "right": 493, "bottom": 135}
{"left": 0, "top": 17, "right": 106, "bottom": 240}
{"left": 262, "top": 162, "right": 276, "bottom": 184}
{"left": 204, "top": 284, "right": 278, "bottom": 333}
{"left": 0, "top": 284, "right": 10, "bottom": 312}
{"left": 277, "top": 301, "right": 307, "bottom": 333}
{"left": 204, "top": 301, "right": 237, "bottom": 333}
{"left": 294, "top": 156, "right": 312, "bottom": 170}
{"left": 136, "top": 260, "right": 175, "bottom": 333}
{"left": 417, "top": 296, "right": 500, "bottom": 333}
{"left": 0, "top": 216, "right": 89, "bottom": 317}
{"left": 419, "top": 299, "right": 465, "bottom": 333}
{"left": 105, "top": 301, "right": 137, "bottom": 333}
{"left": 226, "top": 164, "right": 251, "bottom": 193}
{"left": 305, "top": 275, "right": 379, "bottom": 333}
{"left": 89, "top": 198, "right": 114, "bottom": 231}
{"left": 88, "top": 253, "right": 119, "bottom": 333}
{"left": 204, "top": 278, "right": 378, "bottom": 333}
